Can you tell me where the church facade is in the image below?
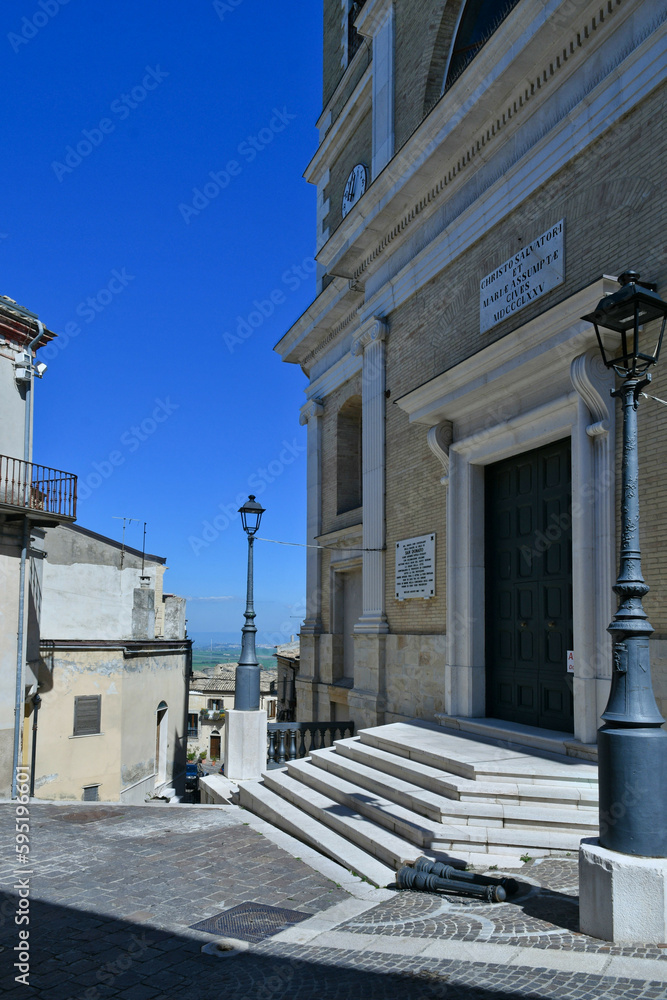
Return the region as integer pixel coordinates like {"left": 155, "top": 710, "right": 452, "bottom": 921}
{"left": 275, "top": 0, "right": 667, "bottom": 749}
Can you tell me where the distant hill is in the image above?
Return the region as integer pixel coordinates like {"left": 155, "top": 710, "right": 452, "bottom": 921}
{"left": 189, "top": 630, "right": 283, "bottom": 648}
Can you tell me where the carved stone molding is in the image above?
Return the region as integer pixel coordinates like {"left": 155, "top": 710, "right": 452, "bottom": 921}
{"left": 351, "top": 316, "right": 388, "bottom": 357}
{"left": 299, "top": 399, "right": 324, "bottom": 426}
{"left": 427, "top": 420, "right": 453, "bottom": 485}
{"left": 570, "top": 349, "right": 614, "bottom": 435}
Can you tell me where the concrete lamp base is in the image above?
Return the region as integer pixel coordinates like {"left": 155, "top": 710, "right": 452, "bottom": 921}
{"left": 224, "top": 709, "right": 267, "bottom": 782}
{"left": 579, "top": 837, "right": 667, "bottom": 944}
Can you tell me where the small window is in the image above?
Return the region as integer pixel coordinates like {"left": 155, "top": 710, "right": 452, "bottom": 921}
{"left": 73, "top": 696, "right": 101, "bottom": 736}
{"left": 187, "top": 713, "right": 199, "bottom": 738}
{"left": 82, "top": 785, "right": 100, "bottom": 802}
{"left": 208, "top": 699, "right": 223, "bottom": 711}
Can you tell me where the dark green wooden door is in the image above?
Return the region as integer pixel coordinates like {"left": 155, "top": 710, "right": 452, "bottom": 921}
{"left": 485, "top": 439, "right": 573, "bottom": 732}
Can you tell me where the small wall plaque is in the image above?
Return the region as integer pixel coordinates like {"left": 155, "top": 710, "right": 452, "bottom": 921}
{"left": 395, "top": 534, "right": 435, "bottom": 601}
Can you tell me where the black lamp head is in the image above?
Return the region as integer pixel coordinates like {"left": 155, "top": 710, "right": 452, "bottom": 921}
{"left": 582, "top": 270, "right": 667, "bottom": 377}
{"left": 238, "top": 495, "right": 265, "bottom": 534}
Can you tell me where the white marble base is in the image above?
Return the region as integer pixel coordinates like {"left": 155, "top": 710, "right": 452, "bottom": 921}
{"left": 579, "top": 838, "right": 667, "bottom": 943}
{"left": 224, "top": 709, "right": 267, "bottom": 782}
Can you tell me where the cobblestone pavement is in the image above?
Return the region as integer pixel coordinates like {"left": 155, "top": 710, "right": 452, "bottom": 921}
{"left": 1, "top": 802, "right": 666, "bottom": 999}
{"left": 339, "top": 858, "right": 667, "bottom": 961}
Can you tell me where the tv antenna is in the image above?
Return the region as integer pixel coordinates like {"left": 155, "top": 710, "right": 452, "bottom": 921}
{"left": 112, "top": 515, "right": 144, "bottom": 570}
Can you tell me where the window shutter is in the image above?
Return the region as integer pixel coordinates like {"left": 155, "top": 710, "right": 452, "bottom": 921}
{"left": 73, "top": 696, "right": 101, "bottom": 736}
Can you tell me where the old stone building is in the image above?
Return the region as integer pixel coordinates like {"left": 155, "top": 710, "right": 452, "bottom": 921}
{"left": 0, "top": 295, "right": 77, "bottom": 798}
{"left": 275, "top": 0, "right": 667, "bottom": 751}
{"left": 34, "top": 524, "right": 190, "bottom": 803}
{"left": 187, "top": 664, "right": 277, "bottom": 761}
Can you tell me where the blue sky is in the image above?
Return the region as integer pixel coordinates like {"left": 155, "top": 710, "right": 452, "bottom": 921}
{"left": 1, "top": 0, "right": 321, "bottom": 642}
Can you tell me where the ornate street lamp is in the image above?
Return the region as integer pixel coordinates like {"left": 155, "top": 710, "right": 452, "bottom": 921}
{"left": 235, "top": 495, "right": 265, "bottom": 712}
{"left": 582, "top": 270, "right": 667, "bottom": 857}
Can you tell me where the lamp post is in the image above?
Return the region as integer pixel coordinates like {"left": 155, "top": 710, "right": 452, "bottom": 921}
{"left": 235, "top": 495, "right": 265, "bottom": 711}
{"left": 582, "top": 270, "right": 667, "bottom": 858}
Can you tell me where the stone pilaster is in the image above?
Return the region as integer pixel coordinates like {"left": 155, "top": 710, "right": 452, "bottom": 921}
{"left": 352, "top": 317, "right": 388, "bottom": 635}
{"left": 299, "top": 399, "right": 324, "bottom": 636}
{"left": 296, "top": 400, "right": 324, "bottom": 722}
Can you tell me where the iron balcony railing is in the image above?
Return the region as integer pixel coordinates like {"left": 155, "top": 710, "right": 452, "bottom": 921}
{"left": 0, "top": 455, "right": 77, "bottom": 519}
{"left": 267, "top": 721, "right": 355, "bottom": 769}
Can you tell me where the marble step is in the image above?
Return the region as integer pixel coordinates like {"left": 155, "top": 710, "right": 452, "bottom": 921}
{"left": 436, "top": 715, "right": 597, "bottom": 761}
{"left": 237, "top": 779, "right": 395, "bottom": 887}
{"left": 360, "top": 722, "right": 598, "bottom": 787}
{"left": 334, "top": 738, "right": 598, "bottom": 808}
{"left": 285, "top": 756, "right": 588, "bottom": 854}
{"left": 285, "top": 756, "right": 458, "bottom": 847}
{"left": 261, "top": 767, "right": 424, "bottom": 869}
{"left": 310, "top": 747, "right": 597, "bottom": 832}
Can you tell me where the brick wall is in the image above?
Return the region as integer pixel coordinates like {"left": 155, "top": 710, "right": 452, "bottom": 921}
{"left": 384, "top": 396, "right": 447, "bottom": 632}
{"left": 323, "top": 0, "right": 344, "bottom": 106}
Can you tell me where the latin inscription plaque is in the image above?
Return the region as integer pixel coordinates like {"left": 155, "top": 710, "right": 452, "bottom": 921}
{"left": 480, "top": 220, "right": 565, "bottom": 333}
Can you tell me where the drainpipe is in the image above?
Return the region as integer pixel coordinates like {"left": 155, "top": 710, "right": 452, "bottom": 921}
{"left": 11, "top": 321, "right": 44, "bottom": 799}
{"left": 29, "top": 694, "right": 41, "bottom": 797}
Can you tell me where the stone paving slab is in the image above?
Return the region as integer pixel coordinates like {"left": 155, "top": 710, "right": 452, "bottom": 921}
{"left": 1, "top": 802, "right": 667, "bottom": 998}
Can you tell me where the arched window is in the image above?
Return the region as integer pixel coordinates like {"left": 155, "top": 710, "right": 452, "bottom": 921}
{"left": 443, "top": 0, "right": 522, "bottom": 93}
{"left": 337, "top": 396, "right": 362, "bottom": 514}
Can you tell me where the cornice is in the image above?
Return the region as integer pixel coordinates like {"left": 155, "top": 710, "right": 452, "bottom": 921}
{"left": 316, "top": 33, "right": 371, "bottom": 132}
{"left": 273, "top": 275, "right": 356, "bottom": 364}
{"left": 306, "top": 66, "right": 372, "bottom": 185}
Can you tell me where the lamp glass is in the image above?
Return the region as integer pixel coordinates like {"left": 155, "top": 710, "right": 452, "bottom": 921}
{"left": 238, "top": 495, "right": 265, "bottom": 534}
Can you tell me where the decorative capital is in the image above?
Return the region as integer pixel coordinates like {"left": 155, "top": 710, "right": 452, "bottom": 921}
{"left": 351, "top": 316, "right": 388, "bottom": 357}
{"left": 427, "top": 420, "right": 453, "bottom": 485}
{"left": 571, "top": 348, "right": 615, "bottom": 437}
{"left": 299, "top": 399, "right": 324, "bottom": 425}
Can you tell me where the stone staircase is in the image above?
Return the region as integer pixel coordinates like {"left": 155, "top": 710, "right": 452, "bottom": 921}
{"left": 239, "top": 719, "right": 599, "bottom": 887}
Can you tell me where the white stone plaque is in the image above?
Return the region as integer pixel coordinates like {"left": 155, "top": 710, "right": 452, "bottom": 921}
{"left": 395, "top": 533, "right": 435, "bottom": 601}
{"left": 480, "top": 219, "right": 565, "bottom": 333}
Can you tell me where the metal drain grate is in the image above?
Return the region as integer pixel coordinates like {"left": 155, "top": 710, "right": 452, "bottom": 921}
{"left": 190, "top": 901, "right": 312, "bottom": 943}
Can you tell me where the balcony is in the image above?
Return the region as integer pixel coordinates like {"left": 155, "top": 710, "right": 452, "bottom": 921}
{"left": 200, "top": 709, "right": 225, "bottom": 723}
{"left": 0, "top": 455, "right": 77, "bottom": 522}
